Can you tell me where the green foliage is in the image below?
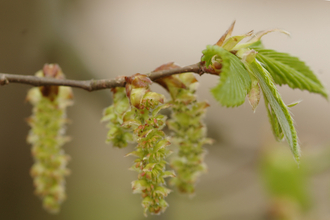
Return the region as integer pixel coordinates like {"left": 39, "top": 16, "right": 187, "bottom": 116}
{"left": 201, "top": 23, "right": 327, "bottom": 163}
{"left": 26, "top": 64, "right": 73, "bottom": 213}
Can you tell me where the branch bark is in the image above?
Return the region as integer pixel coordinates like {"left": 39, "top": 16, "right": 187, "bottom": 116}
{"left": 0, "top": 63, "right": 203, "bottom": 92}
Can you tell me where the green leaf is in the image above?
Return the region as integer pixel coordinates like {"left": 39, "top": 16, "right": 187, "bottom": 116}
{"left": 245, "top": 60, "right": 300, "bottom": 163}
{"left": 254, "top": 49, "right": 328, "bottom": 98}
{"left": 202, "top": 45, "right": 251, "bottom": 107}
{"left": 264, "top": 97, "right": 284, "bottom": 141}
{"left": 248, "top": 40, "right": 264, "bottom": 50}
{"left": 221, "top": 30, "right": 253, "bottom": 51}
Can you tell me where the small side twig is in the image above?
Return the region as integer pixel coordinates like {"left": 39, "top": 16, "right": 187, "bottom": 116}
{"left": 0, "top": 63, "right": 203, "bottom": 92}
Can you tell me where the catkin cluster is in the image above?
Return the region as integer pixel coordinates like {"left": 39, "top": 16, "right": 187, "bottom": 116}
{"left": 155, "top": 63, "right": 212, "bottom": 194}
{"left": 26, "top": 64, "right": 73, "bottom": 213}
{"left": 123, "top": 73, "right": 175, "bottom": 216}
{"left": 101, "top": 87, "right": 133, "bottom": 148}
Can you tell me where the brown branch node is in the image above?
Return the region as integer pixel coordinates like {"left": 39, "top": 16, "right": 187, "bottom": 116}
{"left": 0, "top": 74, "right": 9, "bottom": 86}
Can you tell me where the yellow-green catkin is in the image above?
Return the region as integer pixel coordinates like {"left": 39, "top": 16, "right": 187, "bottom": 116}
{"left": 124, "top": 73, "right": 175, "bottom": 216}
{"left": 26, "top": 64, "right": 73, "bottom": 213}
{"left": 101, "top": 87, "right": 133, "bottom": 148}
{"left": 155, "top": 63, "right": 212, "bottom": 194}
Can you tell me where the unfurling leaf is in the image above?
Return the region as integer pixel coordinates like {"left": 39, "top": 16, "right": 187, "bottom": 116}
{"left": 202, "top": 45, "right": 251, "bottom": 107}
{"left": 221, "top": 30, "right": 253, "bottom": 51}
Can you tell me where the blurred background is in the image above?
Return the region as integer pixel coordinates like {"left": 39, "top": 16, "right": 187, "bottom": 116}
{"left": 0, "top": 0, "right": 330, "bottom": 219}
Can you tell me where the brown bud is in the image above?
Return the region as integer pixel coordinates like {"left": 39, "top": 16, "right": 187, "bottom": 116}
{"left": 39, "top": 64, "right": 65, "bottom": 99}
{"left": 42, "top": 64, "right": 63, "bottom": 79}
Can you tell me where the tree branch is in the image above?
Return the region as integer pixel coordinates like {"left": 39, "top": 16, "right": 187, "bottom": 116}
{"left": 0, "top": 63, "right": 203, "bottom": 92}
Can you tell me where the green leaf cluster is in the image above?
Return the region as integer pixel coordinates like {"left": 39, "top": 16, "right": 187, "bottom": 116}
{"left": 201, "top": 24, "right": 327, "bottom": 163}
